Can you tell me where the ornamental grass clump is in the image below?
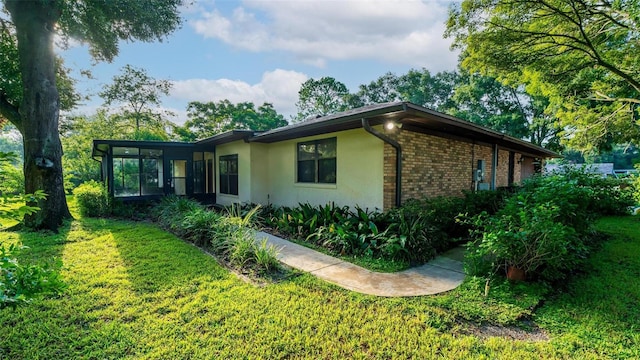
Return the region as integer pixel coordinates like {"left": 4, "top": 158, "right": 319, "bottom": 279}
{"left": 152, "top": 197, "right": 280, "bottom": 274}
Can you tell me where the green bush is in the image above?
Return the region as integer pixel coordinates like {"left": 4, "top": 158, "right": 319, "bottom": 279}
{"left": 0, "top": 160, "right": 24, "bottom": 196}
{"left": 1, "top": 244, "right": 66, "bottom": 309}
{"left": 466, "top": 167, "right": 634, "bottom": 283}
{"left": 629, "top": 171, "right": 640, "bottom": 207}
{"left": 72, "top": 180, "right": 110, "bottom": 217}
{"left": 467, "top": 201, "right": 580, "bottom": 282}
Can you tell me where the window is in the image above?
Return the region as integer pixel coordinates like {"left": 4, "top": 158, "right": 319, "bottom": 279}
{"left": 112, "top": 147, "right": 163, "bottom": 197}
{"left": 219, "top": 154, "right": 238, "bottom": 195}
{"left": 193, "top": 152, "right": 215, "bottom": 194}
{"left": 297, "top": 138, "right": 336, "bottom": 184}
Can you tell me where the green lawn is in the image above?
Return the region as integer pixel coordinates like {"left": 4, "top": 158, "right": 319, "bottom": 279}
{"left": 1, "top": 208, "right": 639, "bottom": 358}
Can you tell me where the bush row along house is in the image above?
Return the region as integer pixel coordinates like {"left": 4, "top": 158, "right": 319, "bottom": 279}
{"left": 92, "top": 102, "right": 558, "bottom": 210}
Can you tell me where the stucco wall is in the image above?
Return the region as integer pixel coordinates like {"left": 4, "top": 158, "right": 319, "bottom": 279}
{"left": 266, "top": 128, "right": 385, "bottom": 211}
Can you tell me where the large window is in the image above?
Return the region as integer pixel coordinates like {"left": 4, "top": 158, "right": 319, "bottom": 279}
{"left": 112, "top": 147, "right": 163, "bottom": 197}
{"left": 219, "top": 154, "right": 238, "bottom": 195}
{"left": 297, "top": 138, "right": 337, "bottom": 184}
{"left": 193, "top": 152, "right": 215, "bottom": 194}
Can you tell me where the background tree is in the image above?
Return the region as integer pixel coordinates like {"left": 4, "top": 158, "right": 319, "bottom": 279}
{"left": 295, "top": 77, "right": 353, "bottom": 121}
{"left": 353, "top": 72, "right": 403, "bottom": 105}
{"left": 177, "top": 100, "right": 287, "bottom": 141}
{"left": 446, "top": 0, "right": 640, "bottom": 151}
{"left": 99, "top": 64, "right": 173, "bottom": 138}
{"left": 60, "top": 111, "right": 136, "bottom": 190}
{"left": 0, "top": 1, "right": 181, "bottom": 230}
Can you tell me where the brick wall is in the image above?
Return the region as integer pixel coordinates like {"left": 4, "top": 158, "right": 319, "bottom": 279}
{"left": 381, "top": 130, "right": 534, "bottom": 209}
{"left": 382, "top": 130, "right": 498, "bottom": 209}
{"left": 495, "top": 149, "right": 510, "bottom": 188}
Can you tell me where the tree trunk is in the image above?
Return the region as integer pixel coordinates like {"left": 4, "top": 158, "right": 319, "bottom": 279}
{"left": 7, "top": 1, "right": 72, "bottom": 230}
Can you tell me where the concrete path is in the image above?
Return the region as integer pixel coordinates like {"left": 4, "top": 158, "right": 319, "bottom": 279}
{"left": 256, "top": 231, "right": 466, "bottom": 297}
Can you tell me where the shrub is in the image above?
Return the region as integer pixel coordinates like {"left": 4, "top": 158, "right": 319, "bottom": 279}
{"left": 466, "top": 167, "right": 634, "bottom": 283}
{"left": 181, "top": 208, "right": 222, "bottom": 246}
{"left": 467, "top": 202, "right": 580, "bottom": 282}
{"left": 1, "top": 244, "right": 66, "bottom": 309}
{"left": 151, "top": 199, "right": 280, "bottom": 274}
{"left": 73, "top": 180, "right": 110, "bottom": 217}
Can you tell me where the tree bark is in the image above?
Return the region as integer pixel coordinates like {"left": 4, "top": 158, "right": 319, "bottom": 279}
{"left": 7, "top": 0, "right": 72, "bottom": 230}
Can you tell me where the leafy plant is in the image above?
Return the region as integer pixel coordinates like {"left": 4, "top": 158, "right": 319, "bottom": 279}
{"left": 72, "top": 180, "right": 110, "bottom": 217}
{"left": 0, "top": 244, "right": 66, "bottom": 309}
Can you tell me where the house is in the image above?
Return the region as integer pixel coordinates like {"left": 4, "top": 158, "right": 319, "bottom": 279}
{"left": 545, "top": 163, "right": 615, "bottom": 178}
{"left": 92, "top": 102, "right": 558, "bottom": 210}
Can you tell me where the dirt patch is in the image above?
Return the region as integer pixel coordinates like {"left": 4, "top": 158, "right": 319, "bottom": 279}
{"left": 458, "top": 320, "right": 549, "bottom": 341}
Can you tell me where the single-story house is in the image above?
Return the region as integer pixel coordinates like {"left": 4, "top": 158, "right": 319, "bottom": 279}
{"left": 92, "top": 102, "right": 558, "bottom": 211}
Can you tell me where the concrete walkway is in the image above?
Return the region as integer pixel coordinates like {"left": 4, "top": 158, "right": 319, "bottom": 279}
{"left": 257, "top": 231, "right": 466, "bottom": 297}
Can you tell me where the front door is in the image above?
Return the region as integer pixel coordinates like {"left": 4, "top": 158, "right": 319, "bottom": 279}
{"left": 164, "top": 157, "right": 190, "bottom": 195}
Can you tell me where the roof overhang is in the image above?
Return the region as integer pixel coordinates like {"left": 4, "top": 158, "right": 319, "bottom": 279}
{"left": 249, "top": 102, "right": 559, "bottom": 158}
{"left": 91, "top": 139, "right": 194, "bottom": 159}
{"left": 195, "top": 130, "right": 260, "bottom": 147}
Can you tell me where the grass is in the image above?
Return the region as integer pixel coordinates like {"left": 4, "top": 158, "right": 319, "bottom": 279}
{"left": 1, "top": 201, "right": 639, "bottom": 358}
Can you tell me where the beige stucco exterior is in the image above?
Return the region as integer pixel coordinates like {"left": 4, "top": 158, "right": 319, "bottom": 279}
{"left": 214, "top": 127, "right": 542, "bottom": 211}
{"left": 214, "top": 128, "right": 385, "bottom": 210}
{"left": 265, "top": 128, "right": 384, "bottom": 211}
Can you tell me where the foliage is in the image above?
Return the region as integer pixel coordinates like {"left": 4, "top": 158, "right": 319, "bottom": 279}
{"left": 354, "top": 69, "right": 458, "bottom": 112}
{"left": 0, "top": 153, "right": 64, "bottom": 309}
{"left": 0, "top": 153, "right": 23, "bottom": 195}
{"left": 176, "top": 100, "right": 288, "bottom": 141}
{"left": 446, "top": 0, "right": 640, "bottom": 151}
{"left": 72, "top": 181, "right": 110, "bottom": 218}
{"left": 0, "top": 0, "right": 181, "bottom": 231}
{"left": 0, "top": 243, "right": 65, "bottom": 309}
{"left": 99, "top": 64, "right": 173, "bottom": 134}
{"left": 1, "top": 207, "right": 639, "bottom": 358}
{"left": 352, "top": 68, "right": 561, "bottom": 148}
{"left": 467, "top": 202, "right": 578, "bottom": 281}
{"left": 0, "top": 152, "right": 46, "bottom": 224}
{"left": 152, "top": 197, "right": 280, "bottom": 274}
{"left": 262, "top": 195, "right": 505, "bottom": 265}
{"left": 295, "top": 77, "right": 355, "bottom": 121}
{"left": 466, "top": 167, "right": 635, "bottom": 282}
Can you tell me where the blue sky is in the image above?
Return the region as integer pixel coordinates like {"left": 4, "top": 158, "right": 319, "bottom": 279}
{"left": 59, "top": 0, "right": 460, "bottom": 124}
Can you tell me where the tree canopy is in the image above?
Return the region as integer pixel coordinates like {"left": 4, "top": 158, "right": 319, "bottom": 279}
{"left": 295, "top": 77, "right": 354, "bottom": 121}
{"left": 0, "top": 0, "right": 182, "bottom": 230}
{"left": 176, "top": 100, "right": 288, "bottom": 141}
{"left": 446, "top": 0, "right": 640, "bottom": 151}
{"left": 99, "top": 64, "right": 173, "bottom": 135}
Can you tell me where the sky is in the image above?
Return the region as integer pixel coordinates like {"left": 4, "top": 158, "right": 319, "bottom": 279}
{"left": 59, "top": 0, "right": 460, "bottom": 124}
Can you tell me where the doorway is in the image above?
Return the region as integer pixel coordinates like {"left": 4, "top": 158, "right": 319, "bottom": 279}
{"left": 169, "top": 159, "right": 187, "bottom": 195}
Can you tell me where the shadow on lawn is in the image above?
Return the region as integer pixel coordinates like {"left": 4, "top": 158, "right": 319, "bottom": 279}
{"left": 108, "top": 219, "right": 231, "bottom": 294}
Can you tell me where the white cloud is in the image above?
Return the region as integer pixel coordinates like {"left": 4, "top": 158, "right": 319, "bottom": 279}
{"left": 170, "top": 69, "right": 308, "bottom": 119}
{"left": 190, "top": 0, "right": 458, "bottom": 70}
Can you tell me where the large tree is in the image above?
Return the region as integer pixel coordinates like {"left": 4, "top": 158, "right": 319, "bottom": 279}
{"left": 99, "top": 64, "right": 173, "bottom": 136}
{"left": 295, "top": 77, "right": 354, "bottom": 121}
{"left": 446, "top": 0, "right": 640, "bottom": 151}
{"left": 0, "top": 1, "right": 182, "bottom": 230}
{"left": 177, "top": 100, "right": 287, "bottom": 141}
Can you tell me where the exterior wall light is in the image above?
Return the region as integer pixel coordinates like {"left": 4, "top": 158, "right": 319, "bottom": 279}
{"left": 385, "top": 121, "right": 402, "bottom": 130}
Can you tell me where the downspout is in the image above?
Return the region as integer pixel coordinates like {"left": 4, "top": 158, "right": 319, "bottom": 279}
{"left": 361, "top": 118, "right": 402, "bottom": 207}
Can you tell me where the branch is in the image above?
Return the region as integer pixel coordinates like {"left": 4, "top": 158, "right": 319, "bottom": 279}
{"left": 0, "top": 91, "right": 21, "bottom": 129}
{"left": 590, "top": 92, "right": 640, "bottom": 104}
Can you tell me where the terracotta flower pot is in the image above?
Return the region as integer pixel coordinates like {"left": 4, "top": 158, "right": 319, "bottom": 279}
{"left": 506, "top": 266, "right": 526, "bottom": 282}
